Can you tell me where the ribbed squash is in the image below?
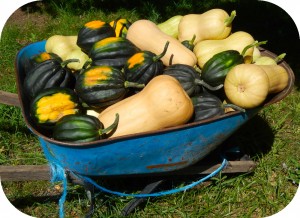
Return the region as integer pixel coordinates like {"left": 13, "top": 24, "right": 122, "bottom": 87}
{"left": 30, "top": 87, "right": 80, "bottom": 129}
{"left": 109, "top": 18, "right": 131, "bottom": 38}
{"left": 123, "top": 41, "right": 169, "bottom": 84}
{"left": 23, "top": 59, "right": 77, "bottom": 100}
{"left": 201, "top": 50, "right": 244, "bottom": 87}
{"left": 77, "top": 20, "right": 116, "bottom": 54}
{"left": 75, "top": 65, "right": 144, "bottom": 109}
{"left": 163, "top": 64, "right": 223, "bottom": 96}
{"left": 53, "top": 113, "right": 119, "bottom": 143}
{"left": 191, "top": 91, "right": 245, "bottom": 122}
{"left": 23, "top": 52, "right": 62, "bottom": 75}
{"left": 90, "top": 37, "right": 140, "bottom": 69}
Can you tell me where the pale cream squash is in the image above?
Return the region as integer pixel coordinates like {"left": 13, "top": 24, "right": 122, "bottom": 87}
{"left": 224, "top": 64, "right": 270, "bottom": 109}
{"left": 178, "top": 9, "right": 236, "bottom": 44}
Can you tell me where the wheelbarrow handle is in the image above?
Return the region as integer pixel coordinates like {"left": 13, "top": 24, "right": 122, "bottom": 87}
{"left": 0, "top": 91, "right": 20, "bottom": 107}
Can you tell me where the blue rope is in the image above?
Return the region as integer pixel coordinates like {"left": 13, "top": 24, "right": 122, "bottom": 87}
{"left": 74, "top": 158, "right": 228, "bottom": 198}
{"left": 39, "top": 138, "right": 68, "bottom": 218}
{"left": 38, "top": 138, "right": 228, "bottom": 216}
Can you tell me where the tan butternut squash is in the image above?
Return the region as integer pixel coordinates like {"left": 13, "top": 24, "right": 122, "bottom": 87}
{"left": 126, "top": 19, "right": 197, "bottom": 67}
{"left": 257, "top": 64, "right": 289, "bottom": 93}
{"left": 98, "top": 75, "right": 194, "bottom": 138}
{"left": 178, "top": 9, "right": 236, "bottom": 44}
{"left": 224, "top": 63, "right": 290, "bottom": 109}
{"left": 193, "top": 31, "right": 255, "bottom": 68}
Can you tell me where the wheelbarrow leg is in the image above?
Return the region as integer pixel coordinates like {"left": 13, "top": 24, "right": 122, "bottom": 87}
{"left": 66, "top": 172, "right": 95, "bottom": 218}
{"left": 121, "top": 179, "right": 165, "bottom": 216}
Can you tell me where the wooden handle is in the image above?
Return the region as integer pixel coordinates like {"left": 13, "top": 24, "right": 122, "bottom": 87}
{"left": 0, "top": 91, "right": 20, "bottom": 107}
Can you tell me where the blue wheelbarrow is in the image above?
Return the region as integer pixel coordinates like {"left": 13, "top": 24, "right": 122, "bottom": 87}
{"left": 15, "top": 40, "right": 295, "bottom": 177}
{"left": 13, "top": 41, "right": 295, "bottom": 217}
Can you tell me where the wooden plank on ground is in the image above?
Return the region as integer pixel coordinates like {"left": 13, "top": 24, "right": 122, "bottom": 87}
{"left": 0, "top": 91, "right": 20, "bottom": 107}
{"left": 0, "top": 160, "right": 256, "bottom": 182}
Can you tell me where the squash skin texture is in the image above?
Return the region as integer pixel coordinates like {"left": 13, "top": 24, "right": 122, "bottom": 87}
{"left": 178, "top": 9, "right": 234, "bottom": 44}
{"left": 126, "top": 19, "right": 197, "bottom": 67}
{"left": 90, "top": 37, "right": 140, "bottom": 69}
{"left": 23, "top": 59, "right": 76, "bottom": 100}
{"left": 163, "top": 64, "right": 202, "bottom": 96}
{"left": 98, "top": 75, "right": 194, "bottom": 138}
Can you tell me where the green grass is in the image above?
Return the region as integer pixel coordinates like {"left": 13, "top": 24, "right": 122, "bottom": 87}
{"left": 1, "top": 1, "right": 300, "bottom": 217}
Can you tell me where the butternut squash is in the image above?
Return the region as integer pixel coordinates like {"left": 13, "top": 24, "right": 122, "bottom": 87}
{"left": 224, "top": 63, "right": 290, "bottom": 109}
{"left": 178, "top": 9, "right": 236, "bottom": 44}
{"left": 257, "top": 64, "right": 289, "bottom": 93}
{"left": 98, "top": 75, "right": 194, "bottom": 138}
{"left": 126, "top": 19, "right": 197, "bottom": 67}
{"left": 254, "top": 53, "right": 286, "bottom": 65}
{"left": 193, "top": 31, "right": 255, "bottom": 68}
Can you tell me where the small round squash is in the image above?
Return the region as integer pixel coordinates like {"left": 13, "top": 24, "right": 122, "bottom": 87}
{"left": 224, "top": 64, "right": 270, "bottom": 109}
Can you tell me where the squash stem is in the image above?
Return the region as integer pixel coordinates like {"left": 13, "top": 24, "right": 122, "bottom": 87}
{"left": 241, "top": 40, "right": 268, "bottom": 57}
{"left": 153, "top": 41, "right": 170, "bottom": 62}
{"left": 274, "top": 53, "right": 286, "bottom": 63}
{"left": 224, "top": 10, "right": 236, "bottom": 26}
{"left": 61, "top": 58, "right": 80, "bottom": 67}
{"left": 99, "top": 113, "right": 119, "bottom": 135}
{"left": 195, "top": 79, "right": 224, "bottom": 91}
{"left": 223, "top": 104, "right": 246, "bottom": 113}
{"left": 124, "top": 81, "right": 145, "bottom": 89}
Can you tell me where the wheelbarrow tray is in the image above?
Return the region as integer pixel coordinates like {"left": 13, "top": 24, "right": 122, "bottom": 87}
{"left": 15, "top": 41, "right": 295, "bottom": 177}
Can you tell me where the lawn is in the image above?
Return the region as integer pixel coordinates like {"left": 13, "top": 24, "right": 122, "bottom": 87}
{"left": 0, "top": 1, "right": 300, "bottom": 217}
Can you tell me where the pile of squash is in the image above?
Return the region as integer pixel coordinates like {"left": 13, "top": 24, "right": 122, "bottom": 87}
{"left": 22, "top": 9, "right": 290, "bottom": 143}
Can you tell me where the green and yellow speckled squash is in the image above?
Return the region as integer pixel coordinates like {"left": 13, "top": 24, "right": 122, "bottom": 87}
{"left": 124, "top": 41, "right": 169, "bottom": 84}
{"left": 77, "top": 20, "right": 116, "bottom": 54}
{"left": 90, "top": 36, "right": 140, "bottom": 69}
{"left": 30, "top": 87, "right": 81, "bottom": 129}
{"left": 75, "top": 65, "right": 144, "bottom": 109}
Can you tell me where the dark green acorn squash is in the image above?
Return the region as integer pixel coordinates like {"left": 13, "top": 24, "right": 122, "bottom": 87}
{"left": 75, "top": 65, "right": 144, "bottom": 109}
{"left": 30, "top": 87, "right": 81, "bottom": 129}
{"left": 90, "top": 36, "right": 140, "bottom": 69}
{"left": 124, "top": 41, "right": 169, "bottom": 84}
{"left": 77, "top": 20, "right": 116, "bottom": 55}
{"left": 23, "top": 59, "right": 78, "bottom": 100}
{"left": 163, "top": 64, "right": 222, "bottom": 96}
{"left": 201, "top": 50, "right": 244, "bottom": 87}
{"left": 191, "top": 91, "right": 245, "bottom": 122}
{"left": 23, "top": 52, "right": 62, "bottom": 75}
{"left": 53, "top": 113, "right": 119, "bottom": 143}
